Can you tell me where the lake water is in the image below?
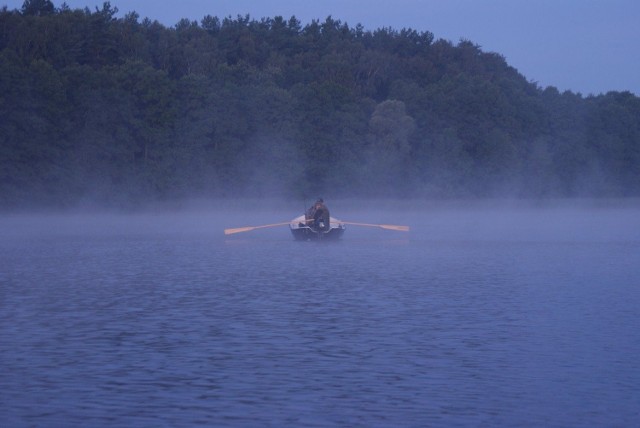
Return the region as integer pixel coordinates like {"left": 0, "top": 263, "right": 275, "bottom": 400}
{"left": 1, "top": 200, "right": 639, "bottom": 427}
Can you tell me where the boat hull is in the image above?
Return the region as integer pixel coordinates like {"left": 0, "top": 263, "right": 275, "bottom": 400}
{"left": 289, "top": 215, "right": 346, "bottom": 241}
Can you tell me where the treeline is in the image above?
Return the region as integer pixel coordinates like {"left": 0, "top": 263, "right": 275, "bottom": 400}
{"left": 1, "top": 1, "right": 639, "bottom": 208}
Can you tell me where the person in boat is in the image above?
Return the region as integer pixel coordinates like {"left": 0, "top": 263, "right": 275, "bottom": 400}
{"left": 306, "top": 198, "right": 331, "bottom": 232}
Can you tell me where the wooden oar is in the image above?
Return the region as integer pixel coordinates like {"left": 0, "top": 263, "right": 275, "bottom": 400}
{"left": 340, "top": 221, "right": 410, "bottom": 232}
{"left": 224, "top": 222, "right": 291, "bottom": 235}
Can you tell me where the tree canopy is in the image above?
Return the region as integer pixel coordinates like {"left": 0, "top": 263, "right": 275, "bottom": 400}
{"left": 1, "top": 2, "right": 638, "bottom": 208}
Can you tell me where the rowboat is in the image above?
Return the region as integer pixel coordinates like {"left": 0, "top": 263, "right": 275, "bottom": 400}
{"left": 289, "top": 215, "right": 346, "bottom": 241}
{"left": 223, "top": 216, "right": 407, "bottom": 238}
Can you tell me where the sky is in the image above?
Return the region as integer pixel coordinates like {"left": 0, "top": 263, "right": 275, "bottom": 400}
{"left": 3, "top": 0, "right": 639, "bottom": 95}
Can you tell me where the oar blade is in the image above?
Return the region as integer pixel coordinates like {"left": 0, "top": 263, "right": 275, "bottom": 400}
{"left": 341, "top": 221, "right": 410, "bottom": 232}
{"left": 380, "top": 224, "right": 410, "bottom": 232}
{"left": 224, "top": 226, "right": 254, "bottom": 235}
{"left": 224, "top": 222, "right": 292, "bottom": 235}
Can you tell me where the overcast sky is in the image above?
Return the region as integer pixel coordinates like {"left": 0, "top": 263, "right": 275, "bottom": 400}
{"left": 3, "top": 0, "right": 638, "bottom": 95}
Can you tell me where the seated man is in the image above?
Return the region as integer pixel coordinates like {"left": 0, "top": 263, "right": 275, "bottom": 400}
{"left": 306, "top": 198, "right": 331, "bottom": 231}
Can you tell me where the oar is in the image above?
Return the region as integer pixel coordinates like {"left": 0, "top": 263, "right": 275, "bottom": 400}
{"left": 340, "top": 221, "right": 410, "bottom": 232}
{"left": 224, "top": 222, "right": 291, "bottom": 235}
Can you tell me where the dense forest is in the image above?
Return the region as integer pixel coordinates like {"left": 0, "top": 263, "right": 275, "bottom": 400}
{"left": 1, "top": 1, "right": 639, "bottom": 208}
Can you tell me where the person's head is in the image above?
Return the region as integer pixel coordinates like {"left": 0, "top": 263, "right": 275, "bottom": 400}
{"left": 316, "top": 198, "right": 323, "bottom": 204}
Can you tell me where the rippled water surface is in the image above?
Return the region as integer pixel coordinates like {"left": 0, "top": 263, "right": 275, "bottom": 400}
{"left": 1, "top": 201, "right": 639, "bottom": 426}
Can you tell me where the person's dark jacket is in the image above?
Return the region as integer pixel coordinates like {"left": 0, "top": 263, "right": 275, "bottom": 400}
{"left": 308, "top": 202, "right": 330, "bottom": 231}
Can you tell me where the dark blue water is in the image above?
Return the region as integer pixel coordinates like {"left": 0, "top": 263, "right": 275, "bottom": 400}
{"left": 1, "top": 201, "right": 639, "bottom": 426}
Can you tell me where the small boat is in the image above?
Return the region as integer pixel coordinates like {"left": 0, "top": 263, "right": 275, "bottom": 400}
{"left": 224, "top": 216, "right": 406, "bottom": 239}
{"left": 289, "top": 215, "right": 346, "bottom": 241}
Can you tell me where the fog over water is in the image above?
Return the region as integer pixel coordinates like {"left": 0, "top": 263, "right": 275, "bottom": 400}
{"left": 1, "top": 199, "right": 639, "bottom": 426}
